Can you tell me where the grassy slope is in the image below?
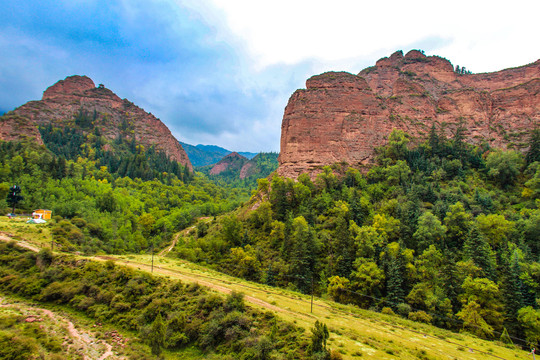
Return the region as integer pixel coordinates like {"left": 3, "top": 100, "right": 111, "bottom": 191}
{"left": 0, "top": 216, "right": 530, "bottom": 360}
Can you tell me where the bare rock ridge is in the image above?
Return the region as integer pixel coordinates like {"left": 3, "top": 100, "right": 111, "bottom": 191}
{"left": 0, "top": 75, "right": 192, "bottom": 171}
{"left": 278, "top": 50, "right": 540, "bottom": 179}
{"left": 209, "top": 152, "right": 247, "bottom": 176}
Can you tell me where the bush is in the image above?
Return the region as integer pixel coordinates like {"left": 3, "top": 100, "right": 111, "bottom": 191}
{"left": 381, "top": 307, "right": 396, "bottom": 316}
{"left": 408, "top": 311, "right": 433, "bottom": 324}
{"left": 396, "top": 303, "right": 411, "bottom": 317}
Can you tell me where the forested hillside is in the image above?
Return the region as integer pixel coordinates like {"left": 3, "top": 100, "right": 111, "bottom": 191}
{"left": 175, "top": 127, "right": 540, "bottom": 349}
{"left": 0, "top": 139, "right": 250, "bottom": 254}
{"left": 180, "top": 142, "right": 258, "bottom": 167}
{"left": 0, "top": 243, "right": 309, "bottom": 359}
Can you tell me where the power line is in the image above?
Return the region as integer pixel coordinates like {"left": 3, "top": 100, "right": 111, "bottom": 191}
{"left": 204, "top": 258, "right": 533, "bottom": 348}
{"left": 123, "top": 255, "right": 529, "bottom": 359}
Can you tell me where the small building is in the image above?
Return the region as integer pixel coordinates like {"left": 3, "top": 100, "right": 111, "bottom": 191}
{"left": 32, "top": 209, "right": 52, "bottom": 220}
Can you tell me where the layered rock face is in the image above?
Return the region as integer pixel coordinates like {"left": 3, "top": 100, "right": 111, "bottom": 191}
{"left": 278, "top": 50, "right": 540, "bottom": 179}
{"left": 0, "top": 75, "right": 192, "bottom": 170}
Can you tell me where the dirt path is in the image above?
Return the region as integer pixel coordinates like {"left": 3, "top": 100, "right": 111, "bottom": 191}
{"left": 0, "top": 232, "right": 41, "bottom": 252}
{"left": 157, "top": 231, "right": 184, "bottom": 256}
{"left": 0, "top": 297, "right": 120, "bottom": 360}
{"left": 97, "top": 255, "right": 310, "bottom": 320}
{"left": 158, "top": 217, "right": 212, "bottom": 256}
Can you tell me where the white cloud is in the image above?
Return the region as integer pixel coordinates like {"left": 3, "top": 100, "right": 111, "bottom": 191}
{"left": 204, "top": 0, "right": 540, "bottom": 73}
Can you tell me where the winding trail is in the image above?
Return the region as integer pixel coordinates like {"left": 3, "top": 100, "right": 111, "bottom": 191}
{"left": 0, "top": 232, "right": 529, "bottom": 360}
{"left": 0, "top": 297, "right": 119, "bottom": 360}
{"left": 158, "top": 217, "right": 213, "bottom": 256}
{"left": 157, "top": 231, "right": 184, "bottom": 256}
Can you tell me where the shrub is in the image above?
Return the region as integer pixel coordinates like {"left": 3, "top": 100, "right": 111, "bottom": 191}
{"left": 381, "top": 307, "right": 396, "bottom": 316}
{"left": 408, "top": 311, "right": 433, "bottom": 324}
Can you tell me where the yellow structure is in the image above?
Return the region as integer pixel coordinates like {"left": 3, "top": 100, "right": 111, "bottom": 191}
{"left": 32, "top": 209, "right": 52, "bottom": 220}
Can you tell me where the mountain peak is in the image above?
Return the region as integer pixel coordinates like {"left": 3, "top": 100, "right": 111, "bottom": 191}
{"left": 43, "top": 75, "right": 96, "bottom": 100}
{"left": 209, "top": 152, "right": 248, "bottom": 175}
{"left": 2, "top": 75, "right": 192, "bottom": 170}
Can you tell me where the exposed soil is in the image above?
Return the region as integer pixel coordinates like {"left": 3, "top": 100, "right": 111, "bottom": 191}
{"left": 0, "top": 297, "right": 122, "bottom": 360}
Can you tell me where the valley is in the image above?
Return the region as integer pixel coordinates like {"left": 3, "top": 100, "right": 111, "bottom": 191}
{"left": 0, "top": 52, "right": 538, "bottom": 360}
{"left": 0, "top": 229, "right": 532, "bottom": 360}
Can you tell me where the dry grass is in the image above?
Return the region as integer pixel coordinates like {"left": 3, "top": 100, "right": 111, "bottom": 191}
{"left": 109, "top": 254, "right": 528, "bottom": 360}
{"left": 0, "top": 216, "right": 52, "bottom": 248}
{"left": 0, "top": 220, "right": 528, "bottom": 359}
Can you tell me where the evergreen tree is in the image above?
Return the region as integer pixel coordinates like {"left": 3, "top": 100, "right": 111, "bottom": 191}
{"left": 463, "top": 226, "right": 497, "bottom": 280}
{"left": 289, "top": 216, "right": 317, "bottom": 293}
{"left": 525, "top": 128, "right": 540, "bottom": 165}
{"left": 382, "top": 243, "right": 406, "bottom": 309}
{"left": 310, "top": 321, "right": 329, "bottom": 355}
{"left": 6, "top": 184, "right": 23, "bottom": 214}
{"left": 503, "top": 250, "right": 524, "bottom": 334}
{"left": 148, "top": 313, "right": 166, "bottom": 356}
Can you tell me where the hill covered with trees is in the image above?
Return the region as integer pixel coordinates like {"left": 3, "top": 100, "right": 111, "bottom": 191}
{"left": 0, "top": 138, "right": 250, "bottom": 254}
{"left": 174, "top": 128, "right": 540, "bottom": 349}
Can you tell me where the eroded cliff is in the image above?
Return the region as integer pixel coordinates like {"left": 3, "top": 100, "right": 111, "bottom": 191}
{"left": 278, "top": 50, "right": 540, "bottom": 178}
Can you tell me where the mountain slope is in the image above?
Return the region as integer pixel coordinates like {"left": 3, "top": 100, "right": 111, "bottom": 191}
{"left": 181, "top": 142, "right": 258, "bottom": 167}
{"left": 278, "top": 50, "right": 540, "bottom": 178}
{"left": 0, "top": 75, "right": 192, "bottom": 170}
{"left": 198, "top": 152, "right": 279, "bottom": 186}
{"left": 209, "top": 152, "right": 248, "bottom": 176}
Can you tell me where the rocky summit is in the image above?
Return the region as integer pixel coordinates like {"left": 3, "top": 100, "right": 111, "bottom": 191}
{"left": 278, "top": 50, "right": 540, "bottom": 179}
{"left": 209, "top": 152, "right": 248, "bottom": 176}
{"left": 0, "top": 75, "right": 192, "bottom": 170}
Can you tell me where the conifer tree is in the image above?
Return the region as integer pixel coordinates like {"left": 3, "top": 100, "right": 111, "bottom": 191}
{"left": 463, "top": 226, "right": 497, "bottom": 280}
{"left": 525, "top": 128, "right": 540, "bottom": 165}
{"left": 149, "top": 313, "right": 166, "bottom": 356}
{"left": 6, "top": 184, "right": 23, "bottom": 214}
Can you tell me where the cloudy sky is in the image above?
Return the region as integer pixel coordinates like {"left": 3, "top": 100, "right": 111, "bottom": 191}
{"left": 1, "top": 0, "right": 538, "bottom": 152}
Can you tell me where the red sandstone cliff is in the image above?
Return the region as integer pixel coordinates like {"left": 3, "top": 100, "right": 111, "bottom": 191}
{"left": 0, "top": 75, "right": 192, "bottom": 171}
{"left": 278, "top": 50, "right": 540, "bottom": 179}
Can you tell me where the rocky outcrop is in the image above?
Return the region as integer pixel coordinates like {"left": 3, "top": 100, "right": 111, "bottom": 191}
{"left": 278, "top": 50, "right": 540, "bottom": 179}
{"left": 209, "top": 152, "right": 247, "bottom": 175}
{"left": 0, "top": 75, "right": 192, "bottom": 170}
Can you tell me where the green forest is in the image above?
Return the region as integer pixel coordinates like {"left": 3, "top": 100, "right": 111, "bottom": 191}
{"left": 1, "top": 113, "right": 539, "bottom": 355}
{"left": 0, "top": 138, "right": 250, "bottom": 255}
{"left": 174, "top": 128, "right": 540, "bottom": 349}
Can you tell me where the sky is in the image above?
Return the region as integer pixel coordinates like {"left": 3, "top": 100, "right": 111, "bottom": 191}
{"left": 0, "top": 0, "right": 538, "bottom": 152}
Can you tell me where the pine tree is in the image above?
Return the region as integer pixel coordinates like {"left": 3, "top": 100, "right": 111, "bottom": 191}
{"left": 6, "top": 185, "right": 23, "bottom": 214}
{"left": 503, "top": 250, "right": 523, "bottom": 334}
{"left": 149, "top": 313, "right": 166, "bottom": 356}
{"left": 463, "top": 226, "right": 497, "bottom": 280}
{"left": 310, "top": 321, "right": 329, "bottom": 355}
{"left": 289, "top": 216, "right": 317, "bottom": 293}
{"left": 525, "top": 128, "right": 540, "bottom": 165}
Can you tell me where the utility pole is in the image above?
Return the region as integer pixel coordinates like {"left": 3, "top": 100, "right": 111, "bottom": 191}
{"left": 151, "top": 243, "right": 154, "bottom": 273}
{"left": 310, "top": 275, "right": 314, "bottom": 313}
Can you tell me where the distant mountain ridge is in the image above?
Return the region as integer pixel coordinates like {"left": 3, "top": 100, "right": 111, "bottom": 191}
{"left": 197, "top": 152, "right": 279, "bottom": 185}
{"left": 180, "top": 142, "right": 258, "bottom": 167}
